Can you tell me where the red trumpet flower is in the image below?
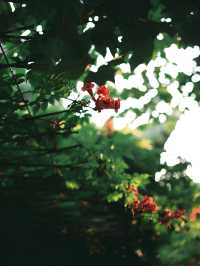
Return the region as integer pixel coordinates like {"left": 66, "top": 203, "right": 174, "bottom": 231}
{"left": 81, "top": 82, "right": 121, "bottom": 113}
{"left": 96, "top": 95, "right": 120, "bottom": 113}
{"left": 139, "top": 196, "right": 158, "bottom": 213}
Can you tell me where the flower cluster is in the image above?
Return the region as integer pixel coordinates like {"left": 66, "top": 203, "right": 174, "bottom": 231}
{"left": 81, "top": 82, "right": 120, "bottom": 112}
{"left": 139, "top": 196, "right": 158, "bottom": 213}
{"left": 160, "top": 209, "right": 185, "bottom": 225}
{"left": 127, "top": 184, "right": 185, "bottom": 226}
{"left": 128, "top": 184, "right": 158, "bottom": 215}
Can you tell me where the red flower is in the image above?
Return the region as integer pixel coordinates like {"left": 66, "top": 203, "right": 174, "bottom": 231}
{"left": 139, "top": 196, "right": 158, "bottom": 213}
{"left": 160, "top": 209, "right": 184, "bottom": 224}
{"left": 81, "top": 82, "right": 96, "bottom": 101}
{"left": 82, "top": 82, "right": 94, "bottom": 94}
{"left": 160, "top": 209, "right": 174, "bottom": 224}
{"left": 163, "top": 209, "right": 174, "bottom": 218}
{"left": 95, "top": 95, "right": 120, "bottom": 113}
{"left": 95, "top": 95, "right": 111, "bottom": 112}
{"left": 173, "top": 209, "right": 184, "bottom": 219}
{"left": 97, "top": 85, "right": 110, "bottom": 97}
{"left": 190, "top": 207, "right": 200, "bottom": 221}
{"left": 81, "top": 82, "right": 121, "bottom": 113}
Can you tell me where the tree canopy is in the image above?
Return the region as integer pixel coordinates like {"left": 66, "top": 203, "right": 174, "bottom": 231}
{"left": 1, "top": 1, "right": 200, "bottom": 265}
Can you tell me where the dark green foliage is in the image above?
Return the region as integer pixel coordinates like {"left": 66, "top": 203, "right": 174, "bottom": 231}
{"left": 1, "top": 1, "right": 200, "bottom": 265}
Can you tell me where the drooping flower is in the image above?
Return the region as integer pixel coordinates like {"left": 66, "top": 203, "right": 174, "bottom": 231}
{"left": 81, "top": 82, "right": 94, "bottom": 93}
{"left": 81, "top": 82, "right": 121, "bottom": 113}
{"left": 160, "top": 208, "right": 184, "bottom": 224}
{"left": 95, "top": 95, "right": 120, "bottom": 113}
{"left": 160, "top": 209, "right": 174, "bottom": 224}
{"left": 172, "top": 209, "right": 184, "bottom": 219}
{"left": 139, "top": 196, "right": 158, "bottom": 213}
{"left": 95, "top": 95, "right": 109, "bottom": 112}
{"left": 81, "top": 82, "right": 96, "bottom": 101}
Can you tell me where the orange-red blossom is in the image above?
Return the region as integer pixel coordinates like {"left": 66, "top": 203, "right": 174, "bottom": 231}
{"left": 81, "top": 82, "right": 120, "bottom": 113}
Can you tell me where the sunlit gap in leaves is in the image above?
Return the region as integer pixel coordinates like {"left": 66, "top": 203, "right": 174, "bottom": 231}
{"left": 21, "top": 30, "right": 31, "bottom": 37}
{"left": 9, "top": 2, "right": 26, "bottom": 12}
{"left": 62, "top": 33, "right": 200, "bottom": 182}
{"left": 8, "top": 2, "right": 15, "bottom": 12}
{"left": 36, "top": 25, "right": 44, "bottom": 35}
{"left": 139, "top": 41, "right": 200, "bottom": 183}
{"left": 160, "top": 105, "right": 200, "bottom": 183}
{"left": 114, "top": 42, "right": 200, "bottom": 181}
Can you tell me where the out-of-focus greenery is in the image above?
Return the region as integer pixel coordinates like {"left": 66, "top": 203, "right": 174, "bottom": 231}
{"left": 1, "top": 1, "right": 200, "bottom": 265}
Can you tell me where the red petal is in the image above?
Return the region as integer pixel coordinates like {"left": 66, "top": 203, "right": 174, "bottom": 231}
{"left": 97, "top": 85, "right": 110, "bottom": 96}
{"left": 81, "top": 82, "right": 95, "bottom": 92}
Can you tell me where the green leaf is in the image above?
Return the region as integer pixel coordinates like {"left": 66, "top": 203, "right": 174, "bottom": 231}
{"left": 106, "top": 192, "right": 123, "bottom": 203}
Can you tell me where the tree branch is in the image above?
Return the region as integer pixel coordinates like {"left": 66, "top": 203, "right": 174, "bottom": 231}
{"left": 1, "top": 161, "right": 88, "bottom": 169}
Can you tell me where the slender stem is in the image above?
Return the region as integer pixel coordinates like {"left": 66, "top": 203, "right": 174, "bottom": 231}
{"left": 29, "top": 109, "right": 71, "bottom": 119}
{"left": 0, "top": 62, "right": 30, "bottom": 70}
{"left": 3, "top": 24, "right": 35, "bottom": 34}
{"left": 0, "top": 42, "right": 32, "bottom": 117}
{"left": 27, "top": 102, "right": 94, "bottom": 120}
{"left": 1, "top": 34, "right": 33, "bottom": 40}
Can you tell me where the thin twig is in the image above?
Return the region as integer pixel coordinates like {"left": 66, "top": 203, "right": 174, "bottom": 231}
{"left": 0, "top": 42, "right": 32, "bottom": 117}
{"left": 3, "top": 24, "right": 35, "bottom": 34}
